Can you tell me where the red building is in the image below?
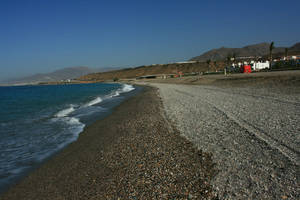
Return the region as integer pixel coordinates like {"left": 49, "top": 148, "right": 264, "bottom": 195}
{"left": 241, "top": 65, "right": 252, "bottom": 73}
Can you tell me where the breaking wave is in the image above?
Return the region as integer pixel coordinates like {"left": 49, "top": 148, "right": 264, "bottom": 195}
{"left": 108, "top": 84, "right": 135, "bottom": 98}
{"left": 55, "top": 105, "right": 75, "bottom": 117}
{"left": 121, "top": 84, "right": 135, "bottom": 92}
{"left": 85, "top": 97, "right": 102, "bottom": 107}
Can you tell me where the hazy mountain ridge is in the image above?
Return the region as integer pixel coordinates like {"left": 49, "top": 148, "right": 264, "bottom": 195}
{"left": 2, "top": 66, "right": 93, "bottom": 84}
{"left": 289, "top": 42, "right": 300, "bottom": 51}
{"left": 189, "top": 42, "right": 300, "bottom": 61}
{"left": 2, "top": 66, "right": 121, "bottom": 85}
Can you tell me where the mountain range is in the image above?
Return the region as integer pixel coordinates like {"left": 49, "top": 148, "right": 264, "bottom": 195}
{"left": 190, "top": 42, "right": 300, "bottom": 62}
{"left": 2, "top": 66, "right": 121, "bottom": 85}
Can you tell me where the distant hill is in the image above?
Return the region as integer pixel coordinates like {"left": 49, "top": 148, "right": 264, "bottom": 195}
{"left": 2, "top": 66, "right": 94, "bottom": 84}
{"left": 190, "top": 42, "right": 289, "bottom": 61}
{"left": 78, "top": 62, "right": 221, "bottom": 82}
{"left": 288, "top": 42, "right": 300, "bottom": 52}
{"left": 1, "top": 66, "right": 123, "bottom": 85}
{"left": 266, "top": 42, "right": 300, "bottom": 59}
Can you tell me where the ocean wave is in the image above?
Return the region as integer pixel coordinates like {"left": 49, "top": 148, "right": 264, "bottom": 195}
{"left": 121, "top": 84, "right": 135, "bottom": 93}
{"left": 66, "top": 117, "right": 82, "bottom": 125}
{"left": 65, "top": 117, "right": 85, "bottom": 143}
{"left": 107, "top": 84, "right": 135, "bottom": 98}
{"left": 112, "top": 91, "right": 120, "bottom": 97}
{"left": 84, "top": 97, "right": 102, "bottom": 107}
{"left": 55, "top": 105, "right": 75, "bottom": 118}
{"left": 35, "top": 117, "right": 85, "bottom": 163}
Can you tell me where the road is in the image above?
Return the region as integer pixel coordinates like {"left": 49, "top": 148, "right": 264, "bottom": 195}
{"left": 152, "top": 83, "right": 299, "bottom": 199}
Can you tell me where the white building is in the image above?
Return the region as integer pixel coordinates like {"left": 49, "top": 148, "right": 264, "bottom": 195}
{"left": 252, "top": 61, "right": 269, "bottom": 70}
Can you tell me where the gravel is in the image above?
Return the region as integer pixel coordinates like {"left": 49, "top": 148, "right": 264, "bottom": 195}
{"left": 151, "top": 83, "right": 300, "bottom": 199}
{"left": 0, "top": 86, "right": 218, "bottom": 200}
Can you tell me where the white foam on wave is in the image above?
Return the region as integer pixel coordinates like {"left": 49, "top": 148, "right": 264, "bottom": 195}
{"left": 56, "top": 116, "right": 85, "bottom": 142}
{"left": 121, "top": 84, "right": 135, "bottom": 92}
{"left": 65, "top": 117, "right": 85, "bottom": 142}
{"left": 85, "top": 97, "right": 102, "bottom": 107}
{"left": 113, "top": 91, "right": 120, "bottom": 97}
{"left": 105, "top": 84, "right": 135, "bottom": 100}
{"left": 108, "top": 91, "right": 120, "bottom": 98}
{"left": 36, "top": 116, "right": 85, "bottom": 162}
{"left": 55, "top": 105, "right": 75, "bottom": 118}
{"left": 66, "top": 117, "right": 81, "bottom": 125}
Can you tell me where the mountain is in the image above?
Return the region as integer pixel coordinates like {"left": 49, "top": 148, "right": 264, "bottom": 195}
{"left": 0, "top": 66, "right": 126, "bottom": 85}
{"left": 289, "top": 42, "right": 300, "bottom": 52}
{"left": 265, "top": 42, "right": 300, "bottom": 59}
{"left": 190, "top": 42, "right": 286, "bottom": 62}
{"left": 3, "top": 66, "right": 97, "bottom": 85}
{"left": 78, "top": 62, "right": 216, "bottom": 82}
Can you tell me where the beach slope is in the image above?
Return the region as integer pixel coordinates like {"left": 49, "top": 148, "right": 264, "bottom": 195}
{"left": 1, "top": 87, "right": 217, "bottom": 199}
{"left": 151, "top": 81, "right": 299, "bottom": 199}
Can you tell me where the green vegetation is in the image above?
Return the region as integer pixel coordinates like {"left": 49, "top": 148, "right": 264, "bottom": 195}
{"left": 272, "top": 60, "right": 300, "bottom": 70}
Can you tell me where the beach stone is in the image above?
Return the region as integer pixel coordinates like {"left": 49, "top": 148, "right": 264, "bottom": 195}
{"left": 0, "top": 86, "right": 217, "bottom": 200}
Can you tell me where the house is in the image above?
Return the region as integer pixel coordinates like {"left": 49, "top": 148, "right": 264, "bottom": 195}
{"left": 252, "top": 61, "right": 270, "bottom": 70}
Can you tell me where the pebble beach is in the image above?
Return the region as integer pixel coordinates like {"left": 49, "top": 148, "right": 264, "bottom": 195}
{"left": 1, "top": 70, "right": 299, "bottom": 199}
{"left": 0, "top": 86, "right": 218, "bottom": 199}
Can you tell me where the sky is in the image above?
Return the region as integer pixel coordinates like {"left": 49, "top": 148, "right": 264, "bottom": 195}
{"left": 0, "top": 0, "right": 299, "bottom": 80}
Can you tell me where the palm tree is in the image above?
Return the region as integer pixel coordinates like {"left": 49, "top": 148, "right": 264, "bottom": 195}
{"left": 269, "top": 42, "right": 274, "bottom": 68}
{"left": 226, "top": 54, "right": 231, "bottom": 65}
{"left": 232, "top": 53, "right": 236, "bottom": 61}
{"left": 285, "top": 48, "right": 288, "bottom": 59}
{"left": 225, "top": 54, "right": 231, "bottom": 75}
{"left": 206, "top": 59, "right": 211, "bottom": 72}
{"left": 214, "top": 61, "right": 217, "bottom": 72}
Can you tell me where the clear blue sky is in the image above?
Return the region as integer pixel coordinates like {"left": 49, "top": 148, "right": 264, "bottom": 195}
{"left": 0, "top": 0, "right": 299, "bottom": 80}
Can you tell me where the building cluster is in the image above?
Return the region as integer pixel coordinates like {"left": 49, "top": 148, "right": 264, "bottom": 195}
{"left": 276, "top": 55, "right": 300, "bottom": 61}
{"left": 232, "top": 61, "right": 270, "bottom": 71}
{"left": 230, "top": 54, "right": 300, "bottom": 71}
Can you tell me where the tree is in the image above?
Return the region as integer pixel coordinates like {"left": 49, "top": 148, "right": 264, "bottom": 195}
{"left": 226, "top": 53, "right": 234, "bottom": 68}
{"left": 214, "top": 61, "right": 217, "bottom": 72}
{"left": 232, "top": 53, "right": 236, "bottom": 61}
{"left": 269, "top": 41, "right": 274, "bottom": 68}
{"left": 225, "top": 54, "right": 232, "bottom": 74}
{"left": 206, "top": 59, "right": 211, "bottom": 72}
{"left": 226, "top": 54, "right": 231, "bottom": 65}
{"left": 285, "top": 48, "right": 288, "bottom": 59}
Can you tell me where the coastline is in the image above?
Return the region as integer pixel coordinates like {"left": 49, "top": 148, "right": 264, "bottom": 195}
{"left": 0, "top": 86, "right": 217, "bottom": 199}
{"left": 0, "top": 83, "right": 141, "bottom": 195}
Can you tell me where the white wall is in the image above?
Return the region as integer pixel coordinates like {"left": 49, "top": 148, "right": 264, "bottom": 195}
{"left": 253, "top": 61, "right": 269, "bottom": 70}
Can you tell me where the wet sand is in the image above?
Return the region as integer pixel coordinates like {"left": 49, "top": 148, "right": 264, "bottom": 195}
{"left": 0, "top": 87, "right": 217, "bottom": 199}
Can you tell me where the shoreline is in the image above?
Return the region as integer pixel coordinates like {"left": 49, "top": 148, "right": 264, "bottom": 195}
{"left": 0, "top": 86, "right": 217, "bottom": 199}
{"left": 0, "top": 83, "right": 142, "bottom": 195}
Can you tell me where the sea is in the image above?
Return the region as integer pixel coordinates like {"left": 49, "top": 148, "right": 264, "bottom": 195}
{"left": 0, "top": 83, "right": 139, "bottom": 194}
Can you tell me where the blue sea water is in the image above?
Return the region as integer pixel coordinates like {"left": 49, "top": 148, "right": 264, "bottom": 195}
{"left": 0, "top": 83, "right": 137, "bottom": 193}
